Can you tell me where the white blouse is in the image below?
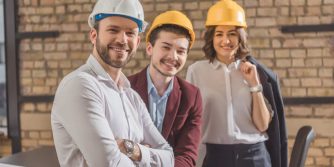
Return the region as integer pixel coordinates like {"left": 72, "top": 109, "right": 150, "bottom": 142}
{"left": 186, "top": 59, "right": 268, "bottom": 166}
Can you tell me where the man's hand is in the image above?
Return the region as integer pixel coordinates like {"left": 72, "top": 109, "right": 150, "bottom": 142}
{"left": 116, "top": 139, "right": 142, "bottom": 161}
{"left": 142, "top": 143, "right": 151, "bottom": 148}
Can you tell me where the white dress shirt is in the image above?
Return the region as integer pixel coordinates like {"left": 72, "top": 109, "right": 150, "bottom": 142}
{"left": 51, "top": 55, "right": 174, "bottom": 167}
{"left": 186, "top": 59, "right": 268, "bottom": 166}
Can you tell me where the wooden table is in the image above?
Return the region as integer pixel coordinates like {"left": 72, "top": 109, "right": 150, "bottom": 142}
{"left": 0, "top": 146, "right": 59, "bottom": 167}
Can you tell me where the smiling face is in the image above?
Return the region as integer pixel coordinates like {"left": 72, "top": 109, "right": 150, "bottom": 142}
{"left": 213, "top": 25, "right": 240, "bottom": 64}
{"left": 147, "top": 31, "right": 189, "bottom": 77}
{"left": 90, "top": 16, "right": 140, "bottom": 69}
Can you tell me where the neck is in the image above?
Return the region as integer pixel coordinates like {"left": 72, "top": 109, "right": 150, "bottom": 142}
{"left": 149, "top": 65, "right": 173, "bottom": 97}
{"left": 93, "top": 50, "right": 121, "bottom": 83}
{"left": 217, "top": 54, "right": 235, "bottom": 65}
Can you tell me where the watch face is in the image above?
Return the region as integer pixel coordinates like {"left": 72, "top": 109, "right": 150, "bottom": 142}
{"left": 124, "top": 140, "right": 134, "bottom": 152}
{"left": 124, "top": 140, "right": 134, "bottom": 158}
{"left": 125, "top": 141, "right": 133, "bottom": 148}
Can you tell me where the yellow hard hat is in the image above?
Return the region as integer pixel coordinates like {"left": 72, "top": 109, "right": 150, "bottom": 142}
{"left": 206, "top": 0, "right": 247, "bottom": 28}
{"left": 146, "top": 11, "right": 195, "bottom": 48}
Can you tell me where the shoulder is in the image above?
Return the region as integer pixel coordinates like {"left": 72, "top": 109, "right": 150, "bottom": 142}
{"left": 128, "top": 71, "right": 140, "bottom": 82}
{"left": 187, "top": 60, "right": 212, "bottom": 74}
{"left": 59, "top": 66, "right": 97, "bottom": 89}
{"left": 188, "top": 60, "right": 210, "bottom": 69}
{"left": 175, "top": 77, "right": 202, "bottom": 114}
{"left": 175, "top": 76, "right": 200, "bottom": 95}
{"left": 128, "top": 68, "right": 146, "bottom": 84}
{"left": 186, "top": 60, "right": 213, "bottom": 82}
{"left": 54, "top": 67, "right": 104, "bottom": 107}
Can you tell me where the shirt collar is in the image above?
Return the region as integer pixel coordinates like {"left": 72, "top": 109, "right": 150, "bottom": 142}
{"left": 87, "top": 54, "right": 131, "bottom": 89}
{"left": 210, "top": 58, "right": 241, "bottom": 71}
{"left": 146, "top": 66, "right": 174, "bottom": 97}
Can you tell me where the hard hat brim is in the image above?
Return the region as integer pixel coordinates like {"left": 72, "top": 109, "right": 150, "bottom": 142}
{"left": 93, "top": 13, "right": 148, "bottom": 32}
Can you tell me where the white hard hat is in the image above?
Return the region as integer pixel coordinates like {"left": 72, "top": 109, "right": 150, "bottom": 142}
{"left": 88, "top": 0, "right": 148, "bottom": 32}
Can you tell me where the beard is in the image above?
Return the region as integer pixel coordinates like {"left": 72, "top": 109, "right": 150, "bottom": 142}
{"left": 95, "top": 35, "right": 135, "bottom": 69}
{"left": 152, "top": 63, "right": 173, "bottom": 77}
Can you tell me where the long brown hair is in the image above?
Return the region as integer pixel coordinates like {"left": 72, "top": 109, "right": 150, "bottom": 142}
{"left": 202, "top": 26, "right": 250, "bottom": 63}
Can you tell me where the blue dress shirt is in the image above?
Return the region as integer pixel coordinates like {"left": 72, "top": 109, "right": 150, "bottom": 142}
{"left": 146, "top": 67, "right": 174, "bottom": 132}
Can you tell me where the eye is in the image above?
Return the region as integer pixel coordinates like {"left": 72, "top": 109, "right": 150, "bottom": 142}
{"left": 126, "top": 31, "right": 137, "bottom": 37}
{"left": 177, "top": 50, "right": 186, "bottom": 55}
{"left": 215, "top": 33, "right": 223, "bottom": 37}
{"left": 162, "top": 46, "right": 171, "bottom": 51}
{"left": 107, "top": 28, "right": 118, "bottom": 33}
{"left": 228, "top": 31, "right": 238, "bottom": 36}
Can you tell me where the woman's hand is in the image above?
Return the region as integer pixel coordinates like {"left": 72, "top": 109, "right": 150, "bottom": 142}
{"left": 239, "top": 60, "right": 259, "bottom": 87}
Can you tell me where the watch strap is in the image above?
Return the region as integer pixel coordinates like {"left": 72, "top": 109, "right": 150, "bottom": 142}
{"left": 249, "top": 84, "right": 263, "bottom": 92}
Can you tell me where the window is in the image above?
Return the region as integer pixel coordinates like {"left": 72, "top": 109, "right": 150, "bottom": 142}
{"left": 0, "top": 0, "right": 7, "bottom": 136}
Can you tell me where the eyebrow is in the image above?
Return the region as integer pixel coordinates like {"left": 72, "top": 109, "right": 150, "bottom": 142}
{"left": 106, "top": 25, "right": 120, "bottom": 29}
{"left": 178, "top": 46, "right": 187, "bottom": 51}
{"left": 161, "top": 42, "right": 187, "bottom": 50}
{"left": 105, "top": 25, "right": 138, "bottom": 32}
{"left": 215, "top": 29, "right": 237, "bottom": 33}
{"left": 161, "top": 42, "right": 173, "bottom": 46}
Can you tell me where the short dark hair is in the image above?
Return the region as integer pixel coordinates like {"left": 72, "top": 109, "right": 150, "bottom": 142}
{"left": 93, "top": 21, "right": 100, "bottom": 33}
{"left": 148, "top": 24, "right": 191, "bottom": 50}
{"left": 202, "top": 26, "right": 250, "bottom": 63}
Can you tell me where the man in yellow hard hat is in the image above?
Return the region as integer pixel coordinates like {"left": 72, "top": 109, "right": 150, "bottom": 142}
{"left": 187, "top": 0, "right": 287, "bottom": 167}
{"left": 51, "top": 0, "right": 174, "bottom": 166}
{"left": 129, "top": 11, "right": 203, "bottom": 167}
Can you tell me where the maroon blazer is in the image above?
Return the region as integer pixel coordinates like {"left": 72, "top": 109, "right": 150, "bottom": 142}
{"left": 128, "top": 68, "right": 203, "bottom": 167}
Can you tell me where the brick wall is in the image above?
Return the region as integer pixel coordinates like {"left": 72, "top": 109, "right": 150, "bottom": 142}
{"left": 0, "top": 0, "right": 333, "bottom": 166}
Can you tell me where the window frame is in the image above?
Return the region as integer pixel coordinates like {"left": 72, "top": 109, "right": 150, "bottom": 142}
{"left": 4, "top": 0, "right": 21, "bottom": 153}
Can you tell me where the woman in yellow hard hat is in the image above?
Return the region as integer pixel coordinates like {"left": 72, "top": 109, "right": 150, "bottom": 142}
{"left": 186, "top": 0, "right": 287, "bottom": 167}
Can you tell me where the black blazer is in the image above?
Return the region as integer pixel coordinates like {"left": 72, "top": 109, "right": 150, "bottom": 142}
{"left": 247, "top": 55, "right": 288, "bottom": 167}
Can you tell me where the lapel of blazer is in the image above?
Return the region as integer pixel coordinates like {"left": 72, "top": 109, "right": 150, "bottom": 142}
{"left": 133, "top": 68, "right": 149, "bottom": 109}
{"left": 258, "top": 66, "right": 271, "bottom": 96}
{"left": 161, "top": 77, "right": 181, "bottom": 139}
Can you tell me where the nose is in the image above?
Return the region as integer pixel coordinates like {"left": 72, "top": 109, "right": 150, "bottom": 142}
{"left": 222, "top": 35, "right": 230, "bottom": 44}
{"left": 115, "top": 32, "right": 127, "bottom": 44}
{"left": 168, "top": 49, "right": 178, "bottom": 60}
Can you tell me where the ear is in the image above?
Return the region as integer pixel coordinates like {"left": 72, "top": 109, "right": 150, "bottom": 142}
{"left": 90, "top": 29, "right": 97, "bottom": 46}
{"left": 135, "top": 36, "right": 141, "bottom": 50}
{"left": 146, "top": 42, "right": 153, "bottom": 58}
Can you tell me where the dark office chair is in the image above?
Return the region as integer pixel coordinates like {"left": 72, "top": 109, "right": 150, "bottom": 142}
{"left": 289, "top": 125, "right": 315, "bottom": 167}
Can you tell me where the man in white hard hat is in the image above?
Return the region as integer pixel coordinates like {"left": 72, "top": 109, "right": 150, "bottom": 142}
{"left": 51, "top": 0, "right": 174, "bottom": 166}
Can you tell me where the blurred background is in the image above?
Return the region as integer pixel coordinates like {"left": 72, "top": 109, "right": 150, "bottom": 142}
{"left": 0, "top": 0, "right": 333, "bottom": 166}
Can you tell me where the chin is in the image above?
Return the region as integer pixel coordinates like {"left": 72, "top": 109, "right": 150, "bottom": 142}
{"left": 161, "top": 70, "right": 176, "bottom": 77}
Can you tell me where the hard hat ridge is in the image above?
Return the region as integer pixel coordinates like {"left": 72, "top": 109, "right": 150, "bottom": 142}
{"left": 88, "top": 0, "right": 148, "bottom": 32}
{"left": 206, "top": 0, "right": 247, "bottom": 28}
{"left": 146, "top": 10, "right": 196, "bottom": 48}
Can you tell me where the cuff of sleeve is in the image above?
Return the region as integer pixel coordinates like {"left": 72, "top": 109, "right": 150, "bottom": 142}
{"left": 137, "top": 144, "right": 150, "bottom": 166}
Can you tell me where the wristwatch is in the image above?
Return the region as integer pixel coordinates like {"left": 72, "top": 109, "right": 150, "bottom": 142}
{"left": 123, "top": 139, "right": 134, "bottom": 158}
{"left": 249, "top": 84, "right": 263, "bottom": 93}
